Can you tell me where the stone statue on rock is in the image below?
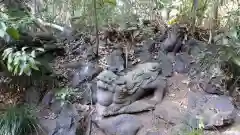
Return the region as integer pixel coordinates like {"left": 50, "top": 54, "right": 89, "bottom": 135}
{"left": 96, "top": 62, "right": 167, "bottom": 117}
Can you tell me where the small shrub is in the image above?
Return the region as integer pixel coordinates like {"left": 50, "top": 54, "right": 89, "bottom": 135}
{"left": 0, "top": 105, "right": 39, "bottom": 135}
{"left": 55, "top": 87, "right": 77, "bottom": 105}
{"left": 2, "top": 47, "right": 44, "bottom": 76}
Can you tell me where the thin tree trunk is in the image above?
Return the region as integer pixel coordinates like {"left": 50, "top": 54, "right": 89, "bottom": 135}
{"left": 212, "top": 0, "right": 219, "bottom": 30}
{"left": 191, "top": 0, "right": 199, "bottom": 34}
{"left": 93, "top": 0, "right": 99, "bottom": 56}
{"left": 208, "top": 0, "right": 219, "bottom": 44}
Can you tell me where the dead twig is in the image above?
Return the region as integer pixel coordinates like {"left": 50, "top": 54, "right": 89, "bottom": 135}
{"left": 86, "top": 84, "right": 93, "bottom": 135}
{"left": 208, "top": 29, "right": 212, "bottom": 44}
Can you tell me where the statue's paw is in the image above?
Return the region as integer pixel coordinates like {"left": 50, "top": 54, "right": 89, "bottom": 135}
{"left": 108, "top": 105, "right": 122, "bottom": 112}
{"left": 102, "top": 104, "right": 122, "bottom": 116}
{"left": 147, "top": 99, "right": 158, "bottom": 106}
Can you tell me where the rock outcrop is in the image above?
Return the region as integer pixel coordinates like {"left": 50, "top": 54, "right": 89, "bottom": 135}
{"left": 187, "top": 92, "right": 237, "bottom": 130}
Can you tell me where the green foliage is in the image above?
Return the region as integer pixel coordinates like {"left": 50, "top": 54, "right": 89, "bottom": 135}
{"left": 0, "top": 105, "right": 39, "bottom": 135}
{"left": 0, "top": 9, "right": 34, "bottom": 32}
{"left": 0, "top": 8, "right": 45, "bottom": 76}
{"left": 69, "top": 0, "right": 142, "bottom": 32}
{"left": 224, "top": 6, "right": 240, "bottom": 29}
{"left": 173, "top": 126, "right": 204, "bottom": 135}
{"left": 0, "top": 9, "right": 44, "bottom": 76}
{"left": 173, "top": 117, "right": 205, "bottom": 135}
{"left": 155, "top": 0, "right": 173, "bottom": 9}
{"left": 72, "top": 0, "right": 118, "bottom": 29}
{"left": 102, "top": 0, "right": 117, "bottom": 6}
{"left": 213, "top": 25, "right": 240, "bottom": 67}
{"left": 174, "top": 0, "right": 210, "bottom": 25}
{"left": 186, "top": 129, "right": 204, "bottom": 135}
{"left": 186, "top": 118, "right": 204, "bottom": 135}
{"left": 176, "top": 126, "right": 204, "bottom": 135}
{"left": 187, "top": 119, "right": 204, "bottom": 135}
{"left": 55, "top": 87, "right": 77, "bottom": 106}
{"left": 6, "top": 27, "right": 20, "bottom": 40}
{"left": 2, "top": 47, "right": 44, "bottom": 76}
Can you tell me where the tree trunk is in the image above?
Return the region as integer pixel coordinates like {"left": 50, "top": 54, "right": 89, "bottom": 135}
{"left": 212, "top": 0, "right": 219, "bottom": 30}
{"left": 93, "top": 0, "right": 99, "bottom": 56}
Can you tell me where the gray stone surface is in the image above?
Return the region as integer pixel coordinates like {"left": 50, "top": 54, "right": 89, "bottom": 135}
{"left": 199, "top": 76, "right": 224, "bottom": 95}
{"left": 41, "top": 91, "right": 55, "bottom": 106}
{"left": 156, "top": 51, "right": 173, "bottom": 77}
{"left": 39, "top": 95, "right": 81, "bottom": 135}
{"left": 94, "top": 114, "right": 142, "bottom": 135}
{"left": 154, "top": 100, "right": 186, "bottom": 125}
{"left": 106, "top": 49, "right": 125, "bottom": 73}
{"left": 102, "top": 100, "right": 155, "bottom": 116}
{"left": 162, "top": 26, "right": 178, "bottom": 53}
{"left": 187, "top": 92, "right": 237, "bottom": 130}
{"left": 174, "top": 53, "right": 194, "bottom": 74}
{"left": 133, "top": 39, "right": 153, "bottom": 63}
{"left": 70, "top": 62, "right": 102, "bottom": 87}
{"left": 25, "top": 86, "right": 41, "bottom": 105}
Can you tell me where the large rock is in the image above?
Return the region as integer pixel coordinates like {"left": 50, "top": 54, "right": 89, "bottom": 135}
{"left": 221, "top": 111, "right": 240, "bottom": 135}
{"left": 24, "top": 86, "right": 41, "bottom": 105}
{"left": 93, "top": 114, "right": 142, "bottom": 135}
{"left": 186, "top": 92, "right": 237, "bottom": 130}
{"left": 62, "top": 62, "right": 101, "bottom": 105}
{"left": 154, "top": 100, "right": 186, "bottom": 125}
{"left": 68, "top": 82, "right": 97, "bottom": 105}
{"left": 70, "top": 62, "right": 102, "bottom": 87}
{"left": 41, "top": 91, "right": 55, "bottom": 106}
{"left": 199, "top": 76, "right": 224, "bottom": 95}
{"left": 161, "top": 25, "right": 186, "bottom": 54}
{"left": 106, "top": 49, "right": 125, "bottom": 73}
{"left": 133, "top": 39, "right": 154, "bottom": 63}
{"left": 174, "top": 53, "right": 194, "bottom": 74}
{"left": 156, "top": 51, "right": 173, "bottom": 77}
{"left": 183, "top": 38, "right": 205, "bottom": 57}
{"left": 38, "top": 92, "right": 81, "bottom": 135}
{"left": 53, "top": 104, "right": 80, "bottom": 135}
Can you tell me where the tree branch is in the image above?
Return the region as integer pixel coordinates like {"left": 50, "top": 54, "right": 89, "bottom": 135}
{"left": 34, "top": 18, "right": 64, "bottom": 31}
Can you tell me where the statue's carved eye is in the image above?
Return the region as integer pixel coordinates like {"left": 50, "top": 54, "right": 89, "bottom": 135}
{"left": 149, "top": 65, "right": 160, "bottom": 72}
{"left": 152, "top": 66, "right": 157, "bottom": 69}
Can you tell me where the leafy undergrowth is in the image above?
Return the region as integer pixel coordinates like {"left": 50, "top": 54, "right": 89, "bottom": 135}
{"left": 187, "top": 129, "right": 204, "bottom": 135}
{"left": 0, "top": 105, "right": 39, "bottom": 135}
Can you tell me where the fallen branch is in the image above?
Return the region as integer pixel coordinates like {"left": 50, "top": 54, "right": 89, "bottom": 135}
{"left": 86, "top": 83, "right": 93, "bottom": 135}
{"left": 35, "top": 18, "right": 64, "bottom": 32}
